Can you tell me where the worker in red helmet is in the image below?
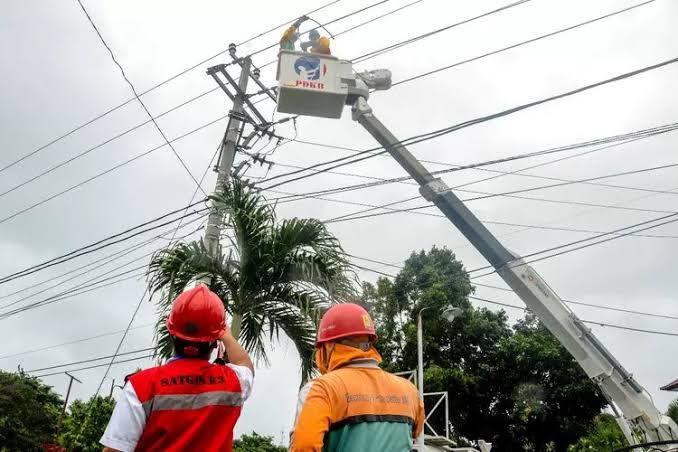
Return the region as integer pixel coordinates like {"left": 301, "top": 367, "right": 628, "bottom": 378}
{"left": 100, "top": 284, "right": 253, "bottom": 452}
{"left": 290, "top": 303, "right": 424, "bottom": 452}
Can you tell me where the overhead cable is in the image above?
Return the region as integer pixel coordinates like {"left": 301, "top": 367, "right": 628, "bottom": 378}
{"left": 0, "top": 113, "right": 224, "bottom": 229}
{"left": 259, "top": 56, "right": 678, "bottom": 190}
{"left": 34, "top": 353, "right": 156, "bottom": 379}
{"left": 0, "top": 322, "right": 155, "bottom": 361}
{"left": 355, "top": 259, "right": 678, "bottom": 336}
{"left": 467, "top": 296, "right": 678, "bottom": 338}
{"left": 0, "top": 213, "right": 206, "bottom": 311}
{"left": 390, "top": 0, "right": 657, "bottom": 87}
{"left": 0, "top": 0, "right": 344, "bottom": 176}
{"left": 352, "top": 0, "right": 534, "bottom": 63}
{"left": 76, "top": 0, "right": 208, "bottom": 196}
{"left": 0, "top": 203, "right": 207, "bottom": 286}
{"left": 467, "top": 212, "right": 678, "bottom": 277}
{"left": 26, "top": 347, "right": 156, "bottom": 374}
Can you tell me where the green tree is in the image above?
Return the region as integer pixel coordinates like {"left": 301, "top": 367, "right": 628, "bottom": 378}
{"left": 489, "top": 315, "right": 606, "bottom": 451}
{"left": 363, "top": 247, "right": 606, "bottom": 451}
{"left": 568, "top": 414, "right": 627, "bottom": 451}
{"left": 58, "top": 395, "right": 115, "bottom": 452}
{"left": 0, "top": 370, "right": 63, "bottom": 451}
{"left": 233, "top": 432, "right": 287, "bottom": 452}
{"left": 667, "top": 398, "right": 678, "bottom": 425}
{"left": 148, "top": 178, "right": 354, "bottom": 381}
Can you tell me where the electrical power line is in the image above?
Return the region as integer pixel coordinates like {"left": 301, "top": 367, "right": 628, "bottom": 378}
{"left": 0, "top": 213, "right": 206, "bottom": 311}
{"left": 34, "top": 353, "right": 157, "bottom": 379}
{"left": 352, "top": 0, "right": 533, "bottom": 63}
{"left": 0, "top": 269, "right": 147, "bottom": 321}
{"left": 0, "top": 0, "right": 344, "bottom": 177}
{"left": 350, "top": 254, "right": 678, "bottom": 321}
{"left": 466, "top": 296, "right": 678, "bottom": 338}
{"left": 467, "top": 212, "right": 678, "bottom": 278}
{"left": 261, "top": 120, "right": 678, "bottom": 220}
{"left": 26, "top": 347, "right": 156, "bottom": 374}
{"left": 0, "top": 112, "right": 225, "bottom": 229}
{"left": 75, "top": 0, "right": 207, "bottom": 196}
{"left": 11, "top": 0, "right": 421, "bottom": 200}
{"left": 259, "top": 56, "right": 678, "bottom": 191}
{"left": 333, "top": 0, "right": 427, "bottom": 38}
{"left": 0, "top": 88, "right": 220, "bottom": 201}
{"left": 0, "top": 212, "right": 206, "bottom": 304}
{"left": 7, "top": 0, "right": 650, "bottom": 210}
{"left": 263, "top": 183, "right": 678, "bottom": 241}
{"left": 390, "top": 0, "right": 657, "bottom": 88}
{"left": 320, "top": 159, "right": 678, "bottom": 224}
{"left": 265, "top": 119, "right": 678, "bottom": 210}
{"left": 472, "top": 282, "right": 678, "bottom": 321}
{"left": 352, "top": 261, "right": 678, "bottom": 335}
{"left": 0, "top": 322, "right": 155, "bottom": 361}
{"left": 92, "top": 132, "right": 223, "bottom": 402}
{"left": 8, "top": 0, "right": 653, "bottom": 219}
{"left": 0, "top": 202, "right": 208, "bottom": 286}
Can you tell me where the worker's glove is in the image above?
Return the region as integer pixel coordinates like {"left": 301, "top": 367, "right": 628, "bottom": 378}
{"left": 294, "top": 15, "right": 309, "bottom": 27}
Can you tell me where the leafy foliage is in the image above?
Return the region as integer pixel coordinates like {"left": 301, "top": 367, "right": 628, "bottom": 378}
{"left": 667, "top": 398, "right": 678, "bottom": 425}
{"left": 58, "top": 395, "right": 115, "bottom": 452}
{"left": 362, "top": 246, "right": 606, "bottom": 451}
{"left": 233, "top": 432, "right": 287, "bottom": 452}
{"left": 0, "top": 370, "right": 63, "bottom": 451}
{"left": 148, "top": 177, "right": 355, "bottom": 382}
{"left": 568, "top": 414, "right": 627, "bottom": 451}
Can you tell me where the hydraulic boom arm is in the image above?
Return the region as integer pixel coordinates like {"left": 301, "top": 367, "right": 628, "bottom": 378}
{"left": 350, "top": 95, "right": 678, "bottom": 448}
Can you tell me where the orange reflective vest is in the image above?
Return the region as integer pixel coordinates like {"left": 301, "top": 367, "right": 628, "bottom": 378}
{"left": 291, "top": 344, "right": 424, "bottom": 451}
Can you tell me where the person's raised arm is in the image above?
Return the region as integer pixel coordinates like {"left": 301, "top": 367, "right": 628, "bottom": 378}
{"left": 220, "top": 327, "right": 254, "bottom": 374}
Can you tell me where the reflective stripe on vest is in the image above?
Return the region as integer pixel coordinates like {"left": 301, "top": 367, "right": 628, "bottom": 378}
{"left": 144, "top": 390, "right": 244, "bottom": 413}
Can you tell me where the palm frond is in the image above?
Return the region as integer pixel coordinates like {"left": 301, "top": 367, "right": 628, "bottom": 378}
{"left": 147, "top": 177, "right": 356, "bottom": 371}
{"left": 240, "top": 300, "right": 318, "bottom": 384}
{"left": 271, "top": 218, "right": 356, "bottom": 297}
{"left": 147, "top": 240, "right": 240, "bottom": 359}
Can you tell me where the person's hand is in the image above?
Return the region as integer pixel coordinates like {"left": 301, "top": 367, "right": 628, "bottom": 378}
{"left": 220, "top": 324, "right": 234, "bottom": 343}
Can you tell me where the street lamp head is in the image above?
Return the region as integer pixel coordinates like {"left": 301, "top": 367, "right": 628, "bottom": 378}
{"left": 443, "top": 306, "right": 463, "bottom": 323}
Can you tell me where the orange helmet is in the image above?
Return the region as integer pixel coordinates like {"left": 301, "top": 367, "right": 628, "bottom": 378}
{"left": 316, "top": 303, "right": 377, "bottom": 345}
{"left": 166, "top": 284, "right": 226, "bottom": 342}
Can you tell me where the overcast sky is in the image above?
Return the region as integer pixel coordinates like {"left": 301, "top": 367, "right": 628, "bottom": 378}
{"left": 2, "top": 0, "right": 678, "bottom": 444}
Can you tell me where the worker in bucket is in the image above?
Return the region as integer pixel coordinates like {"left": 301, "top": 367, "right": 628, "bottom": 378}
{"left": 300, "top": 29, "right": 331, "bottom": 55}
{"left": 290, "top": 303, "right": 424, "bottom": 452}
{"left": 280, "top": 15, "right": 309, "bottom": 51}
{"left": 100, "top": 284, "right": 254, "bottom": 452}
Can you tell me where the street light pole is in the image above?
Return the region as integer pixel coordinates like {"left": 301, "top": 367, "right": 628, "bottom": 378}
{"left": 417, "top": 306, "right": 463, "bottom": 450}
{"left": 416, "top": 307, "right": 429, "bottom": 451}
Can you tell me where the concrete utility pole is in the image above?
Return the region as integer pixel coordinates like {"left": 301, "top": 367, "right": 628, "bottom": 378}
{"left": 62, "top": 371, "right": 82, "bottom": 415}
{"left": 202, "top": 46, "right": 274, "bottom": 337}
{"left": 202, "top": 56, "right": 252, "bottom": 260}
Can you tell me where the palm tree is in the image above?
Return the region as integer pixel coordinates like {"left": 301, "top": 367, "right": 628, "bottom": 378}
{"left": 147, "top": 177, "right": 355, "bottom": 381}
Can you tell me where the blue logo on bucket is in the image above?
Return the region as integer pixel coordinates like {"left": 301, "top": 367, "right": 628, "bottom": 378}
{"left": 294, "top": 56, "right": 321, "bottom": 80}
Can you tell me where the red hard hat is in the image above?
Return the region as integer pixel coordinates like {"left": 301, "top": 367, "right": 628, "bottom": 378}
{"left": 166, "top": 284, "right": 226, "bottom": 342}
{"left": 316, "top": 303, "right": 377, "bottom": 345}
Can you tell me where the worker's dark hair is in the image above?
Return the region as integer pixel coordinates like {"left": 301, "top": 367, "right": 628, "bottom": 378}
{"left": 171, "top": 336, "right": 216, "bottom": 359}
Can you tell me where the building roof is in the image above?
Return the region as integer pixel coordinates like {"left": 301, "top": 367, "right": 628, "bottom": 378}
{"left": 660, "top": 378, "right": 678, "bottom": 391}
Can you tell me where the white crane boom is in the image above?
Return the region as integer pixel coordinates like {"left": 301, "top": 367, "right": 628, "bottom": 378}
{"left": 275, "top": 50, "right": 678, "bottom": 449}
